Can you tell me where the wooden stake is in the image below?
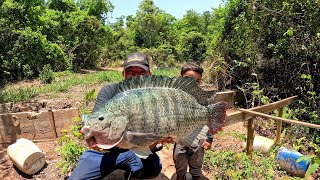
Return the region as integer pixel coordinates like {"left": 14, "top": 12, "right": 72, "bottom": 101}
{"left": 275, "top": 107, "right": 283, "bottom": 144}
{"left": 246, "top": 118, "right": 255, "bottom": 155}
{"left": 48, "top": 110, "right": 58, "bottom": 139}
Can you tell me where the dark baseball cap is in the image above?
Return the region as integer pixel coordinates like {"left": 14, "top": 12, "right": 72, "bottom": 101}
{"left": 123, "top": 53, "right": 150, "bottom": 71}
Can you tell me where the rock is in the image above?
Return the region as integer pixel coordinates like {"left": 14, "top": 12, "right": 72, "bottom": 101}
{"left": 0, "top": 104, "right": 7, "bottom": 114}
{"left": 0, "top": 148, "right": 12, "bottom": 179}
{"left": 0, "top": 103, "right": 13, "bottom": 113}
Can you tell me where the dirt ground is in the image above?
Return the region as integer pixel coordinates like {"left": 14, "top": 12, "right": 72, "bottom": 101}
{"left": 1, "top": 120, "right": 247, "bottom": 180}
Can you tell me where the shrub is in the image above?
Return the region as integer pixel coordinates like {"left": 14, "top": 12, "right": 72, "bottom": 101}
{"left": 39, "top": 64, "right": 54, "bottom": 84}
{"left": 56, "top": 117, "right": 87, "bottom": 173}
{"left": 22, "top": 64, "right": 34, "bottom": 80}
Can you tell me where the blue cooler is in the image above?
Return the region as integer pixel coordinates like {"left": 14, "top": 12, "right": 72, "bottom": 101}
{"left": 276, "top": 147, "right": 310, "bottom": 177}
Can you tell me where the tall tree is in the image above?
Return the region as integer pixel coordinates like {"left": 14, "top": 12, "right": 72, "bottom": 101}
{"left": 47, "top": 0, "right": 77, "bottom": 12}
{"left": 77, "top": 0, "right": 114, "bottom": 23}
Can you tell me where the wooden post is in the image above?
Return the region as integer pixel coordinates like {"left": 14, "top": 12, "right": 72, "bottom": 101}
{"left": 246, "top": 118, "right": 255, "bottom": 155}
{"left": 48, "top": 110, "right": 58, "bottom": 139}
{"left": 275, "top": 107, "right": 283, "bottom": 144}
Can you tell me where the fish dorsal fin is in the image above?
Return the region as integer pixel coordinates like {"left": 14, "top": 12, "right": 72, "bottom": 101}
{"left": 118, "top": 75, "right": 215, "bottom": 103}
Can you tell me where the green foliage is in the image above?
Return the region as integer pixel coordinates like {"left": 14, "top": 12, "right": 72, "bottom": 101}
{"left": 56, "top": 116, "right": 87, "bottom": 173}
{"left": 0, "top": 87, "right": 38, "bottom": 103}
{"left": 48, "top": 0, "right": 77, "bottom": 12}
{"left": 228, "top": 132, "right": 246, "bottom": 142}
{"left": 39, "top": 64, "right": 54, "bottom": 84}
{"left": 134, "top": 0, "right": 172, "bottom": 48}
{"left": 153, "top": 67, "right": 180, "bottom": 77}
{"left": 1, "top": 1, "right": 319, "bottom": 176}
{"left": 77, "top": 0, "right": 114, "bottom": 22}
{"left": 22, "top": 64, "right": 34, "bottom": 80}
{"left": 204, "top": 149, "right": 284, "bottom": 179}
{"left": 297, "top": 154, "right": 320, "bottom": 177}
{"left": 237, "top": 73, "right": 270, "bottom": 108}
{"left": 82, "top": 89, "right": 97, "bottom": 112}
{"left": 176, "top": 31, "right": 207, "bottom": 62}
{"left": 84, "top": 89, "right": 96, "bottom": 104}
{"left": 0, "top": 0, "right": 113, "bottom": 84}
{"left": 293, "top": 137, "right": 308, "bottom": 152}
{"left": 211, "top": 0, "right": 320, "bottom": 144}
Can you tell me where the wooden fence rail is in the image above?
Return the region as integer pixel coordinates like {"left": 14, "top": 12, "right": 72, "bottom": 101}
{"left": 239, "top": 108, "right": 320, "bottom": 129}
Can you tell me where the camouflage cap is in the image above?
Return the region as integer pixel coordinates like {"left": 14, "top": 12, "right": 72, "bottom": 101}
{"left": 123, "top": 53, "right": 150, "bottom": 71}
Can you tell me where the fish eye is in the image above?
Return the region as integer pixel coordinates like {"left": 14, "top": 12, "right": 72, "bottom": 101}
{"left": 98, "top": 115, "right": 104, "bottom": 121}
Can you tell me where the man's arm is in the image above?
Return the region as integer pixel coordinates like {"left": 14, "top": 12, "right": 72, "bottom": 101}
{"left": 92, "top": 83, "right": 119, "bottom": 112}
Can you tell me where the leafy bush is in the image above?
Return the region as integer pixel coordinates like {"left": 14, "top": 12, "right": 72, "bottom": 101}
{"left": 22, "top": 64, "right": 34, "bottom": 80}
{"left": 39, "top": 64, "right": 54, "bottom": 84}
{"left": 56, "top": 117, "right": 88, "bottom": 173}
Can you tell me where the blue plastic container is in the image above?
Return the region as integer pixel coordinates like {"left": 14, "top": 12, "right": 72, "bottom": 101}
{"left": 276, "top": 147, "right": 310, "bottom": 177}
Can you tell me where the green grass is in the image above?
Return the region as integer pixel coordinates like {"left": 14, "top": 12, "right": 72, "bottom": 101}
{"left": 0, "top": 70, "right": 122, "bottom": 103}
{"left": 153, "top": 67, "right": 180, "bottom": 77}
{"left": 0, "top": 67, "right": 180, "bottom": 103}
{"left": 0, "top": 87, "right": 39, "bottom": 103}
{"left": 203, "top": 148, "right": 297, "bottom": 179}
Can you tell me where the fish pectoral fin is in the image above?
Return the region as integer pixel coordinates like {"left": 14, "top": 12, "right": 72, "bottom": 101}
{"left": 132, "top": 146, "right": 153, "bottom": 159}
{"left": 180, "top": 125, "right": 209, "bottom": 147}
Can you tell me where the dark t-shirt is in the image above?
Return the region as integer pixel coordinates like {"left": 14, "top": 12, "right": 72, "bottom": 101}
{"left": 92, "top": 83, "right": 119, "bottom": 112}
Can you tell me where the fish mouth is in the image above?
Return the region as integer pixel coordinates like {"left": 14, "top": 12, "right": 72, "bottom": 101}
{"left": 86, "top": 136, "right": 98, "bottom": 149}
{"left": 96, "top": 135, "right": 124, "bottom": 149}
{"left": 84, "top": 131, "right": 99, "bottom": 149}
{"left": 85, "top": 130, "right": 124, "bottom": 149}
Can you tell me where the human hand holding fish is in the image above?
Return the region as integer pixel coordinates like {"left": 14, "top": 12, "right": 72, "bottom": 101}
{"left": 201, "top": 140, "right": 212, "bottom": 150}
{"left": 79, "top": 128, "right": 99, "bottom": 150}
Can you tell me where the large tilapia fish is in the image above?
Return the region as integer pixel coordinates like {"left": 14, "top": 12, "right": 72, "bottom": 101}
{"left": 82, "top": 75, "right": 227, "bottom": 157}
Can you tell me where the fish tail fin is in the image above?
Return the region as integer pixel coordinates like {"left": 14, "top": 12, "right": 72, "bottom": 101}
{"left": 180, "top": 125, "right": 210, "bottom": 147}
{"left": 207, "top": 101, "right": 228, "bottom": 134}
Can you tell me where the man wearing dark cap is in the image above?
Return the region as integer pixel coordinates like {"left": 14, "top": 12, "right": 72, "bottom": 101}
{"left": 69, "top": 53, "right": 163, "bottom": 180}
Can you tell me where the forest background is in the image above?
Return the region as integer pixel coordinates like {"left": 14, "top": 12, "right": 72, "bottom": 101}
{"left": 0, "top": 0, "right": 319, "bottom": 143}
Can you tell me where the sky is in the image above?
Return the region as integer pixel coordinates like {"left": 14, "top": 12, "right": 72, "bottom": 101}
{"left": 108, "top": 0, "right": 224, "bottom": 22}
